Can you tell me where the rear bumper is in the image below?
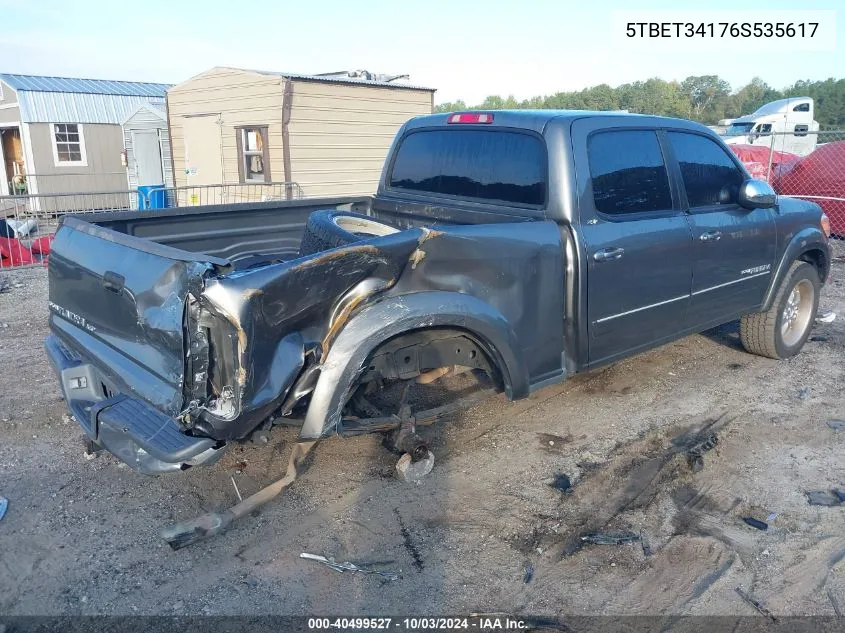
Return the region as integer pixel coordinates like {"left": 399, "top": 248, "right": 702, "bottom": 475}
{"left": 45, "top": 334, "right": 226, "bottom": 475}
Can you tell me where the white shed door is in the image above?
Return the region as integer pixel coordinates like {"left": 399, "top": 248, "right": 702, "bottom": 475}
{"left": 133, "top": 130, "right": 164, "bottom": 186}
{"left": 183, "top": 115, "right": 223, "bottom": 187}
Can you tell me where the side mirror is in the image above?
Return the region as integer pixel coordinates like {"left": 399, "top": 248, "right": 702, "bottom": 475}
{"left": 738, "top": 179, "right": 776, "bottom": 209}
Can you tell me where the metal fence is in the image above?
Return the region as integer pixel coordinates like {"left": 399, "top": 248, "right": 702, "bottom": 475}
{"left": 727, "top": 130, "right": 845, "bottom": 237}
{"left": 0, "top": 182, "right": 302, "bottom": 269}
{"left": 146, "top": 182, "right": 303, "bottom": 209}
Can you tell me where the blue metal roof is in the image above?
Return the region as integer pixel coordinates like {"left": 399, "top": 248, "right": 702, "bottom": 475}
{"left": 0, "top": 73, "right": 169, "bottom": 97}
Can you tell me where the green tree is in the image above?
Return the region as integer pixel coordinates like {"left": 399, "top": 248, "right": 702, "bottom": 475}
{"left": 434, "top": 100, "right": 467, "bottom": 113}
{"left": 432, "top": 75, "right": 845, "bottom": 127}
{"left": 679, "top": 75, "right": 732, "bottom": 121}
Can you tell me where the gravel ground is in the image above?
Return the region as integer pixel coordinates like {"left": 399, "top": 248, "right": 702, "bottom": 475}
{"left": 1, "top": 244, "right": 844, "bottom": 618}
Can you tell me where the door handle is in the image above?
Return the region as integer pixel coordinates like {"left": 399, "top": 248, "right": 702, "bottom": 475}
{"left": 699, "top": 231, "right": 722, "bottom": 242}
{"left": 593, "top": 247, "right": 625, "bottom": 262}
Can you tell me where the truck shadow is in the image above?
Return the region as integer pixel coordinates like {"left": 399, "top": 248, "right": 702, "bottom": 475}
{"left": 699, "top": 320, "right": 744, "bottom": 351}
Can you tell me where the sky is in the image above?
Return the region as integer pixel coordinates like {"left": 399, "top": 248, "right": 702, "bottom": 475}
{"left": 0, "top": 0, "right": 841, "bottom": 106}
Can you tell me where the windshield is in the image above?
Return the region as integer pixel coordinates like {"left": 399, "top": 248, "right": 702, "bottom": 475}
{"left": 725, "top": 122, "right": 754, "bottom": 136}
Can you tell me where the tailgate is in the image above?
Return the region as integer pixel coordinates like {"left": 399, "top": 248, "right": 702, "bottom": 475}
{"left": 48, "top": 217, "right": 227, "bottom": 416}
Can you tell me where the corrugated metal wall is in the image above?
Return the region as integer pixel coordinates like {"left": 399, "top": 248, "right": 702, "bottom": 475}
{"left": 122, "top": 106, "right": 174, "bottom": 191}
{"left": 287, "top": 80, "right": 432, "bottom": 197}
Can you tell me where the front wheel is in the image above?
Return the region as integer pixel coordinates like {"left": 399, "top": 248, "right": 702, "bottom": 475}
{"left": 739, "top": 261, "right": 820, "bottom": 360}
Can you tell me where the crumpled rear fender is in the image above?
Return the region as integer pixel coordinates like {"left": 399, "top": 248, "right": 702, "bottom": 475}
{"left": 299, "top": 291, "right": 528, "bottom": 440}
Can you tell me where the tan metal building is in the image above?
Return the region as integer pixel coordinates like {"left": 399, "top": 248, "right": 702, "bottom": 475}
{"left": 166, "top": 67, "right": 435, "bottom": 200}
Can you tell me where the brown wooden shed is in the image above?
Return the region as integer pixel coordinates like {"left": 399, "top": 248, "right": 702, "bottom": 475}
{"left": 166, "top": 67, "right": 435, "bottom": 200}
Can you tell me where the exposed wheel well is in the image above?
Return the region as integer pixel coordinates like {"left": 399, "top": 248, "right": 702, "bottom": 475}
{"left": 799, "top": 248, "right": 828, "bottom": 282}
{"left": 358, "top": 327, "right": 506, "bottom": 391}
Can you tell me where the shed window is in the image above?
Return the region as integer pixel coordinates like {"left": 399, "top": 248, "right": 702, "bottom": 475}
{"left": 237, "top": 127, "right": 270, "bottom": 183}
{"left": 52, "top": 123, "right": 87, "bottom": 166}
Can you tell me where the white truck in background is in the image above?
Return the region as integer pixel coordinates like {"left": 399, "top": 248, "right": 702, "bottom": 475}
{"left": 721, "top": 97, "right": 819, "bottom": 156}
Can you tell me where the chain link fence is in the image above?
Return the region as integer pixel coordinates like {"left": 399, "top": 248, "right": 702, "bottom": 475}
{"left": 0, "top": 182, "right": 302, "bottom": 269}
{"left": 728, "top": 130, "right": 845, "bottom": 237}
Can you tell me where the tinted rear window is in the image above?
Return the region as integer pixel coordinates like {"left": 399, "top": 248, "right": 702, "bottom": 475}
{"left": 588, "top": 130, "right": 673, "bottom": 215}
{"left": 389, "top": 129, "right": 546, "bottom": 206}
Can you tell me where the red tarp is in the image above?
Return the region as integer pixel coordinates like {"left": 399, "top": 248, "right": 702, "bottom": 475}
{"left": 773, "top": 141, "right": 845, "bottom": 235}
{"left": 0, "top": 237, "right": 36, "bottom": 268}
{"left": 728, "top": 144, "right": 799, "bottom": 182}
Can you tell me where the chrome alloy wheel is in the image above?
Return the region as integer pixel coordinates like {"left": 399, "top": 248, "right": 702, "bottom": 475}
{"left": 781, "top": 279, "right": 814, "bottom": 347}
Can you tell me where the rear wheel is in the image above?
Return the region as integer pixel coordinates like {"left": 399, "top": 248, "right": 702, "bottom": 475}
{"left": 739, "top": 261, "right": 820, "bottom": 359}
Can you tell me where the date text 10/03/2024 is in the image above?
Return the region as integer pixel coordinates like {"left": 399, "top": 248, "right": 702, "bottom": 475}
{"left": 307, "top": 617, "right": 529, "bottom": 630}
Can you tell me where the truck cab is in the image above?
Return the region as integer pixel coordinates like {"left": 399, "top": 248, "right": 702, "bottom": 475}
{"left": 723, "top": 97, "right": 819, "bottom": 156}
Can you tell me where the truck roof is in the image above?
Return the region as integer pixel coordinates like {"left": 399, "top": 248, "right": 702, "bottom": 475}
{"left": 407, "top": 109, "right": 712, "bottom": 134}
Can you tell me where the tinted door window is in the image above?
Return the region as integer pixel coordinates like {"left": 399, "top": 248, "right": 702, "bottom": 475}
{"left": 667, "top": 132, "right": 745, "bottom": 208}
{"left": 389, "top": 129, "right": 546, "bottom": 206}
{"left": 793, "top": 102, "right": 810, "bottom": 112}
{"left": 587, "top": 130, "right": 672, "bottom": 215}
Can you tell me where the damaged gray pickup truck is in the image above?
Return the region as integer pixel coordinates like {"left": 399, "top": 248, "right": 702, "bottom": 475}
{"left": 47, "top": 110, "right": 831, "bottom": 478}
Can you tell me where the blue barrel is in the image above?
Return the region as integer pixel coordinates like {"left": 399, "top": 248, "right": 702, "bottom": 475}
{"left": 138, "top": 185, "right": 168, "bottom": 210}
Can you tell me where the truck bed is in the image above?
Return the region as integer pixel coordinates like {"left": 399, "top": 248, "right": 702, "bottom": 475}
{"left": 75, "top": 196, "right": 372, "bottom": 268}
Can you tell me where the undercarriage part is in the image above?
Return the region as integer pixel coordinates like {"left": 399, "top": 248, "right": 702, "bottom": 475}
{"left": 382, "top": 394, "right": 429, "bottom": 461}
{"left": 416, "top": 366, "right": 453, "bottom": 385}
{"left": 161, "top": 440, "right": 317, "bottom": 550}
{"left": 340, "top": 387, "right": 497, "bottom": 436}
{"left": 361, "top": 331, "right": 496, "bottom": 384}
{"left": 396, "top": 450, "right": 435, "bottom": 483}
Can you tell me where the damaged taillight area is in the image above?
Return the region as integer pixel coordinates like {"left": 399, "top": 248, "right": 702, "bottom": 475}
{"left": 181, "top": 293, "right": 241, "bottom": 427}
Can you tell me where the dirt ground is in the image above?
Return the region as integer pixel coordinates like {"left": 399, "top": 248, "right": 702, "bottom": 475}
{"left": 1, "top": 244, "right": 844, "bottom": 618}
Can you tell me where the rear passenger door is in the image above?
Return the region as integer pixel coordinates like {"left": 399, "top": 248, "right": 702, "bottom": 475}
{"left": 665, "top": 131, "right": 777, "bottom": 327}
{"left": 572, "top": 120, "right": 694, "bottom": 365}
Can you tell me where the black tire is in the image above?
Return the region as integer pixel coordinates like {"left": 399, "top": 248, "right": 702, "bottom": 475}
{"left": 299, "top": 210, "right": 400, "bottom": 256}
{"left": 739, "top": 261, "right": 820, "bottom": 360}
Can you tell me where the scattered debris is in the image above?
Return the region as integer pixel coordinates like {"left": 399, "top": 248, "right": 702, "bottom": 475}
{"left": 549, "top": 473, "right": 572, "bottom": 493}
{"left": 828, "top": 588, "right": 845, "bottom": 617}
{"left": 537, "top": 432, "right": 573, "bottom": 452}
{"left": 580, "top": 531, "right": 641, "bottom": 546}
{"left": 161, "top": 440, "right": 317, "bottom": 550}
{"left": 735, "top": 586, "right": 778, "bottom": 621}
{"left": 395, "top": 451, "right": 435, "bottom": 484}
{"left": 300, "top": 553, "right": 399, "bottom": 581}
{"left": 230, "top": 476, "right": 242, "bottom": 502}
{"left": 807, "top": 490, "right": 844, "bottom": 507}
{"left": 0, "top": 276, "right": 10, "bottom": 294}
{"left": 0, "top": 496, "right": 7, "bottom": 521}
{"left": 522, "top": 560, "right": 534, "bottom": 583}
{"left": 686, "top": 432, "right": 718, "bottom": 472}
{"left": 827, "top": 420, "right": 845, "bottom": 431}
{"left": 816, "top": 311, "right": 837, "bottom": 324}
{"left": 640, "top": 531, "right": 653, "bottom": 557}
{"left": 811, "top": 335, "right": 830, "bottom": 342}
{"left": 742, "top": 517, "right": 768, "bottom": 531}
{"left": 797, "top": 387, "right": 810, "bottom": 399}
{"left": 727, "top": 362, "right": 744, "bottom": 370}
{"left": 5, "top": 218, "right": 37, "bottom": 237}
{"left": 766, "top": 512, "right": 778, "bottom": 523}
